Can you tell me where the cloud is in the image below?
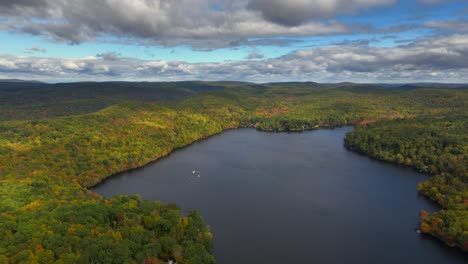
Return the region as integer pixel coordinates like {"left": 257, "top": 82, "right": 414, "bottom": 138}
{"left": 0, "top": 0, "right": 390, "bottom": 49}
{"left": 332, "top": 38, "right": 378, "bottom": 46}
{"left": 96, "top": 52, "right": 121, "bottom": 61}
{"left": 418, "top": 0, "right": 443, "bottom": 4}
{"left": 459, "top": 8, "right": 468, "bottom": 15}
{"left": 24, "top": 46, "right": 47, "bottom": 54}
{"left": 1, "top": 34, "right": 468, "bottom": 83}
{"left": 246, "top": 52, "right": 264, "bottom": 59}
{"left": 425, "top": 19, "right": 468, "bottom": 33}
{"left": 247, "top": 0, "right": 396, "bottom": 26}
{"left": 417, "top": 0, "right": 459, "bottom": 5}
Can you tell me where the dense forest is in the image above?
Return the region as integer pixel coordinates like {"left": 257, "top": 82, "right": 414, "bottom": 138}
{"left": 0, "top": 81, "right": 466, "bottom": 262}
{"left": 345, "top": 114, "right": 467, "bottom": 250}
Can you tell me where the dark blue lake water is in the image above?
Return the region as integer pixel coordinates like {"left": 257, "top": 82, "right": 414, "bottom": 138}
{"left": 92, "top": 127, "right": 467, "bottom": 263}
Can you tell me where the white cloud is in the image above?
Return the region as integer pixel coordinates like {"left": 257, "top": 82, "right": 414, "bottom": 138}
{"left": 0, "top": 58, "right": 18, "bottom": 69}
{"left": 1, "top": 34, "right": 468, "bottom": 83}
{"left": 61, "top": 61, "right": 84, "bottom": 71}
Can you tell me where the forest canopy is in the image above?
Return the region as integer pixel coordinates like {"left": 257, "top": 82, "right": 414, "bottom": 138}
{"left": 0, "top": 81, "right": 466, "bottom": 262}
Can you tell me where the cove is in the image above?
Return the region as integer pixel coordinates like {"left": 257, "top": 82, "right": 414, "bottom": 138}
{"left": 91, "top": 127, "right": 467, "bottom": 264}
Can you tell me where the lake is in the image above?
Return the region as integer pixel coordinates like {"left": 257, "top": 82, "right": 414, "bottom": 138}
{"left": 92, "top": 127, "right": 467, "bottom": 263}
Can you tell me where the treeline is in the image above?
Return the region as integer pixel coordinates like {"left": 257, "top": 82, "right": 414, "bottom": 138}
{"left": 345, "top": 114, "right": 467, "bottom": 250}
{"left": 0, "top": 83, "right": 467, "bottom": 262}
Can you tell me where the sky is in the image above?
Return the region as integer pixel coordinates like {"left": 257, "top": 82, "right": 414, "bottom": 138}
{"left": 0, "top": 0, "right": 467, "bottom": 83}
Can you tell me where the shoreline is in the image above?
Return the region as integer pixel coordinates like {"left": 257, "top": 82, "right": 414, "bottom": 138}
{"left": 88, "top": 123, "right": 466, "bottom": 253}
{"left": 88, "top": 124, "right": 344, "bottom": 189}
{"left": 88, "top": 126, "right": 243, "bottom": 189}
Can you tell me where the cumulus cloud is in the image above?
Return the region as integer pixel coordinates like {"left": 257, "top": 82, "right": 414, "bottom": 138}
{"left": 247, "top": 0, "right": 395, "bottom": 26}
{"left": 2, "top": 34, "right": 468, "bottom": 83}
{"left": 0, "top": 0, "right": 392, "bottom": 48}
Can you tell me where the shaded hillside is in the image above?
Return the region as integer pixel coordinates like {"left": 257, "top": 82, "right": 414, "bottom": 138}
{"left": 0, "top": 81, "right": 230, "bottom": 120}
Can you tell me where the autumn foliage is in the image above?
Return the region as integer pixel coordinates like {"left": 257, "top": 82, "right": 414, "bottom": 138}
{"left": 0, "top": 82, "right": 467, "bottom": 262}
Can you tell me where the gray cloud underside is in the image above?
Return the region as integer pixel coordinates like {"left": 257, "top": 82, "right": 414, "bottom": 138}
{"left": 424, "top": 19, "right": 468, "bottom": 33}
{"left": 247, "top": 0, "right": 395, "bottom": 26}
{"left": 0, "top": 0, "right": 357, "bottom": 47}
{"left": 1, "top": 34, "right": 467, "bottom": 83}
{"left": 0, "top": 0, "right": 465, "bottom": 49}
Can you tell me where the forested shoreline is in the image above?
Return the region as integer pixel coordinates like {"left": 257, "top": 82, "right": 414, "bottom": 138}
{"left": 0, "top": 82, "right": 466, "bottom": 262}
{"left": 345, "top": 115, "right": 467, "bottom": 250}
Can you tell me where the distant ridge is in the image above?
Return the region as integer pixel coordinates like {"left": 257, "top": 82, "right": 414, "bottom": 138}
{"left": 0, "top": 79, "right": 467, "bottom": 89}
{"left": 0, "top": 79, "right": 45, "bottom": 84}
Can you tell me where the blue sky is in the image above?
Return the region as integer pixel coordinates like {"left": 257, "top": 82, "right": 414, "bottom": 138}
{"left": 0, "top": 0, "right": 467, "bottom": 82}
